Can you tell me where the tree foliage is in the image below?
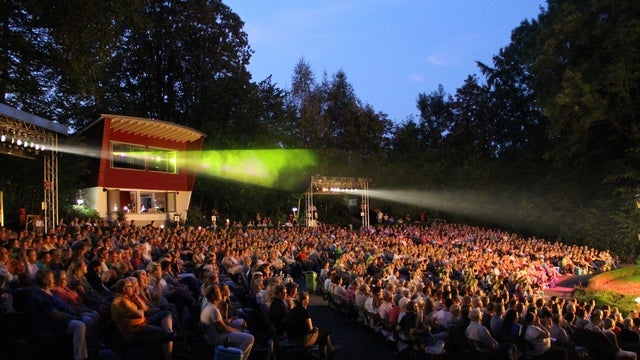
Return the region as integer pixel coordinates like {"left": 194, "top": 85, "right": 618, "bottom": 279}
{"left": 3, "top": 0, "right": 640, "bottom": 259}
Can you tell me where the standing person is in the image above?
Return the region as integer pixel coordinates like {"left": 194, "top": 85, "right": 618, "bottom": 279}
{"left": 287, "top": 291, "right": 340, "bottom": 360}
{"left": 29, "top": 270, "right": 88, "bottom": 360}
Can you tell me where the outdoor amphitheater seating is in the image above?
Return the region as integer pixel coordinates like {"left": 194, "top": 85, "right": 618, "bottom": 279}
{"left": 583, "top": 329, "right": 617, "bottom": 360}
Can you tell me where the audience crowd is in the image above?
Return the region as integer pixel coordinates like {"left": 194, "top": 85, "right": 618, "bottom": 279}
{"left": 0, "top": 216, "right": 634, "bottom": 360}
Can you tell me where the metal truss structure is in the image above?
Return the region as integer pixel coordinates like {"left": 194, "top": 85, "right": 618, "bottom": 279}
{"left": 306, "top": 175, "right": 371, "bottom": 229}
{"left": 0, "top": 104, "right": 68, "bottom": 233}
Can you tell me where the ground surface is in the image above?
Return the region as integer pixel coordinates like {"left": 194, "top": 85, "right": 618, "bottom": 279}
{"left": 588, "top": 266, "right": 640, "bottom": 296}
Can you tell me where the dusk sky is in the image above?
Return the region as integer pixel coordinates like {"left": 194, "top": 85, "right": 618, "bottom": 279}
{"left": 225, "top": 0, "right": 545, "bottom": 123}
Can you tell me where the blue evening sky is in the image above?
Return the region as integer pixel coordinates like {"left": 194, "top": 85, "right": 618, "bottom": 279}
{"left": 225, "top": 0, "right": 545, "bottom": 123}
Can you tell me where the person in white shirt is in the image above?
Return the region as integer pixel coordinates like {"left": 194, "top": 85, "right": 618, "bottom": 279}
{"left": 465, "top": 308, "right": 499, "bottom": 352}
{"left": 520, "top": 311, "right": 568, "bottom": 360}
{"left": 331, "top": 275, "right": 347, "bottom": 301}
{"left": 200, "top": 285, "right": 254, "bottom": 359}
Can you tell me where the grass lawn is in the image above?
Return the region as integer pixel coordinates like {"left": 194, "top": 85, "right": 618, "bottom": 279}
{"left": 573, "top": 265, "right": 640, "bottom": 316}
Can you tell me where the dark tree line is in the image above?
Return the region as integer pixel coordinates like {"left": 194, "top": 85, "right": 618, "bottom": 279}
{"left": 1, "top": 0, "right": 640, "bottom": 258}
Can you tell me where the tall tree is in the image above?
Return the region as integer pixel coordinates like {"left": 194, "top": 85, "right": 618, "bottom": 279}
{"left": 532, "top": 0, "right": 640, "bottom": 246}
{"left": 289, "top": 58, "right": 315, "bottom": 113}
{"left": 447, "top": 75, "right": 496, "bottom": 159}
{"left": 416, "top": 85, "right": 454, "bottom": 150}
{"left": 477, "top": 19, "right": 550, "bottom": 162}
{"left": 0, "top": 1, "right": 60, "bottom": 117}
{"left": 97, "top": 0, "right": 254, "bottom": 144}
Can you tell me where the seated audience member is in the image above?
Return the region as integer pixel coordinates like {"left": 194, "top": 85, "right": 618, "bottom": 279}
{"left": 397, "top": 300, "right": 421, "bottom": 350}
{"left": 490, "top": 301, "right": 505, "bottom": 338}
{"left": 201, "top": 285, "right": 254, "bottom": 359}
{"left": 29, "top": 270, "right": 88, "bottom": 360}
{"left": 0, "top": 273, "right": 16, "bottom": 314}
{"left": 24, "top": 248, "right": 39, "bottom": 281}
{"left": 160, "top": 259, "right": 199, "bottom": 315}
{"left": 520, "top": 311, "right": 568, "bottom": 360}
{"left": 619, "top": 317, "right": 640, "bottom": 349}
{"left": 584, "top": 310, "right": 603, "bottom": 332}
{"left": 86, "top": 259, "right": 113, "bottom": 298}
{"left": 602, "top": 318, "right": 638, "bottom": 360}
{"left": 331, "top": 275, "right": 347, "bottom": 302}
{"left": 132, "top": 269, "right": 181, "bottom": 330}
{"left": 67, "top": 259, "right": 110, "bottom": 315}
{"left": 285, "top": 281, "right": 299, "bottom": 310}
{"left": 466, "top": 308, "right": 500, "bottom": 354}
{"left": 219, "top": 283, "right": 247, "bottom": 329}
{"left": 550, "top": 313, "right": 572, "bottom": 346}
{"left": 52, "top": 270, "right": 100, "bottom": 346}
{"left": 107, "top": 249, "right": 131, "bottom": 278}
{"left": 268, "top": 284, "right": 289, "bottom": 338}
{"left": 287, "top": 291, "right": 340, "bottom": 360}
{"left": 0, "top": 246, "right": 18, "bottom": 285}
{"left": 500, "top": 308, "right": 521, "bottom": 343}
{"left": 378, "top": 289, "right": 396, "bottom": 337}
{"left": 93, "top": 247, "right": 118, "bottom": 287}
{"left": 111, "top": 278, "right": 178, "bottom": 360}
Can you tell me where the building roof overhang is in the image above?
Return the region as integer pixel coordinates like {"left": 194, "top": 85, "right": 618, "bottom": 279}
{"left": 101, "top": 114, "right": 205, "bottom": 143}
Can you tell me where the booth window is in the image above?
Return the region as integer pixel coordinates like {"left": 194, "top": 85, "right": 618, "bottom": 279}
{"left": 111, "top": 142, "right": 146, "bottom": 170}
{"left": 140, "top": 191, "right": 176, "bottom": 213}
{"left": 148, "top": 147, "right": 177, "bottom": 173}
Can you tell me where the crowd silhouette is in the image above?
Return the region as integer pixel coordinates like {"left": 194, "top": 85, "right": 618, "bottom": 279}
{"left": 0, "top": 217, "right": 633, "bottom": 360}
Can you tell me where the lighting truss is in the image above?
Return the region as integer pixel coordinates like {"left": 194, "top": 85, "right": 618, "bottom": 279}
{"left": 306, "top": 176, "right": 371, "bottom": 229}
{"left": 0, "top": 103, "right": 68, "bottom": 233}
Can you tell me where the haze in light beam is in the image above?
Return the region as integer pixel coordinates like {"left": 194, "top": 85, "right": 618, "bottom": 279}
{"left": 362, "top": 188, "right": 528, "bottom": 226}
{"left": 55, "top": 144, "right": 317, "bottom": 190}
{"left": 195, "top": 149, "right": 317, "bottom": 189}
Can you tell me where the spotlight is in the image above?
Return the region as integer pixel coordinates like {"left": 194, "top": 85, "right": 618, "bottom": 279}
{"left": 1, "top": 135, "right": 5, "bottom": 142}
{"left": 16, "top": 139, "right": 22, "bottom": 146}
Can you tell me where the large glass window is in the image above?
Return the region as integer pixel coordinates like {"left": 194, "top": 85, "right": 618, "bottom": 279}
{"left": 140, "top": 191, "right": 167, "bottom": 213}
{"left": 148, "top": 147, "right": 177, "bottom": 173}
{"left": 111, "top": 142, "right": 146, "bottom": 170}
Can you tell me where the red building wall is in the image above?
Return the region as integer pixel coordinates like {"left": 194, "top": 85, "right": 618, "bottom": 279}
{"left": 97, "top": 117, "right": 203, "bottom": 191}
